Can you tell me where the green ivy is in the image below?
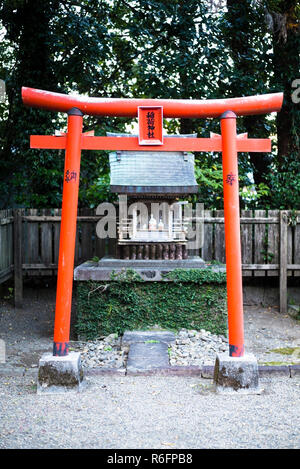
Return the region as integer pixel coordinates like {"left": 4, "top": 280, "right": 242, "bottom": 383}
{"left": 162, "top": 268, "right": 226, "bottom": 284}
{"left": 75, "top": 268, "right": 227, "bottom": 340}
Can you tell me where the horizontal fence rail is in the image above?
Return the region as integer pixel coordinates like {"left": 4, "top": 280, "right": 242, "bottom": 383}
{"left": 0, "top": 208, "right": 299, "bottom": 312}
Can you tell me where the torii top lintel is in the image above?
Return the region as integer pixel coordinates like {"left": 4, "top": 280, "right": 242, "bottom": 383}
{"left": 22, "top": 87, "right": 283, "bottom": 118}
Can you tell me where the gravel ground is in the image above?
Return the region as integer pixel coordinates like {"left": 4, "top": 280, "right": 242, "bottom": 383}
{"left": 0, "top": 374, "right": 299, "bottom": 449}
{"left": 0, "top": 283, "right": 300, "bottom": 449}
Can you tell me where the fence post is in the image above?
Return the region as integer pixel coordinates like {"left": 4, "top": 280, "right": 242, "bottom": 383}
{"left": 14, "top": 208, "right": 23, "bottom": 307}
{"left": 279, "top": 210, "right": 288, "bottom": 313}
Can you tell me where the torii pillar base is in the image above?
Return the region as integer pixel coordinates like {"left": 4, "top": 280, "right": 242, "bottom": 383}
{"left": 37, "top": 352, "right": 85, "bottom": 394}
{"left": 213, "top": 353, "right": 262, "bottom": 394}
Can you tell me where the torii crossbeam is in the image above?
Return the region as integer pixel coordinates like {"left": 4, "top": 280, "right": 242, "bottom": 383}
{"left": 22, "top": 87, "right": 283, "bottom": 358}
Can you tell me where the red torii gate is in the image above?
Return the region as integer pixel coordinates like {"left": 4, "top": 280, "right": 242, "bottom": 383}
{"left": 22, "top": 87, "right": 283, "bottom": 358}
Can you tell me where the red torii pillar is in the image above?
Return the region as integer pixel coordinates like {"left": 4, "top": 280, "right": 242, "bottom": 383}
{"left": 22, "top": 87, "right": 283, "bottom": 358}
{"left": 220, "top": 111, "right": 244, "bottom": 356}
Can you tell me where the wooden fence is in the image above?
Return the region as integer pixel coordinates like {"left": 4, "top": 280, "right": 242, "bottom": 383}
{"left": 0, "top": 208, "right": 299, "bottom": 312}
{"left": 0, "top": 210, "right": 14, "bottom": 285}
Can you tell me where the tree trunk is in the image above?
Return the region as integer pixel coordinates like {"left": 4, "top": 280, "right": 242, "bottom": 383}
{"left": 225, "top": 0, "right": 272, "bottom": 186}
{"left": 271, "top": 20, "right": 300, "bottom": 169}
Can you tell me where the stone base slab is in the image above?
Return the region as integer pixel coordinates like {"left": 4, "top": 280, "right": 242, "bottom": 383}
{"left": 37, "top": 352, "right": 84, "bottom": 394}
{"left": 213, "top": 352, "right": 262, "bottom": 394}
{"left": 74, "top": 257, "right": 224, "bottom": 282}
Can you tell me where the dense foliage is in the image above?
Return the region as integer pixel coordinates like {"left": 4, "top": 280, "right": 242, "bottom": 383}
{"left": 76, "top": 268, "right": 227, "bottom": 338}
{"left": 0, "top": 0, "right": 299, "bottom": 209}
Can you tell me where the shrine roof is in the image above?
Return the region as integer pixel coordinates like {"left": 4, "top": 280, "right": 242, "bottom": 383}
{"left": 108, "top": 133, "right": 198, "bottom": 195}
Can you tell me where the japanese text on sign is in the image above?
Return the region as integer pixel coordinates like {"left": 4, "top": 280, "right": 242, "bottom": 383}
{"left": 138, "top": 106, "right": 163, "bottom": 145}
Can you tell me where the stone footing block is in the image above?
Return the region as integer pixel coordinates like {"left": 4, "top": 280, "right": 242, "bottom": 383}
{"left": 37, "top": 352, "right": 84, "bottom": 394}
{"left": 213, "top": 352, "right": 262, "bottom": 394}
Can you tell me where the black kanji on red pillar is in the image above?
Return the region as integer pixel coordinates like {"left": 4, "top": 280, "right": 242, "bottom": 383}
{"left": 65, "top": 170, "right": 77, "bottom": 183}
{"left": 226, "top": 172, "right": 236, "bottom": 185}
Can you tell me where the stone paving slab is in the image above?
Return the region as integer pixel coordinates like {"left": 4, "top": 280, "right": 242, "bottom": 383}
{"left": 127, "top": 341, "right": 170, "bottom": 374}
{"left": 124, "top": 330, "right": 176, "bottom": 375}
{"left": 122, "top": 330, "right": 176, "bottom": 345}
{"left": 125, "top": 365, "right": 203, "bottom": 377}
{"left": 290, "top": 364, "right": 300, "bottom": 377}
{"left": 258, "top": 365, "right": 291, "bottom": 377}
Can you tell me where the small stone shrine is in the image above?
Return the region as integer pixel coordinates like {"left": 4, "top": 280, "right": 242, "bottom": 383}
{"left": 74, "top": 133, "right": 211, "bottom": 283}
{"left": 108, "top": 133, "right": 198, "bottom": 262}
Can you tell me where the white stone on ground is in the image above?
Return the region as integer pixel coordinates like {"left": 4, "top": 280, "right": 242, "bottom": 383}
{"left": 71, "top": 329, "right": 228, "bottom": 369}
{"left": 169, "top": 328, "right": 228, "bottom": 366}
{"left": 70, "top": 333, "right": 125, "bottom": 369}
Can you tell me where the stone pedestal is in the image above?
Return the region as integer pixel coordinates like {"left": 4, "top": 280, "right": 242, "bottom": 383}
{"left": 213, "top": 352, "right": 262, "bottom": 394}
{"left": 37, "top": 352, "right": 84, "bottom": 394}
{"left": 74, "top": 256, "right": 213, "bottom": 283}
